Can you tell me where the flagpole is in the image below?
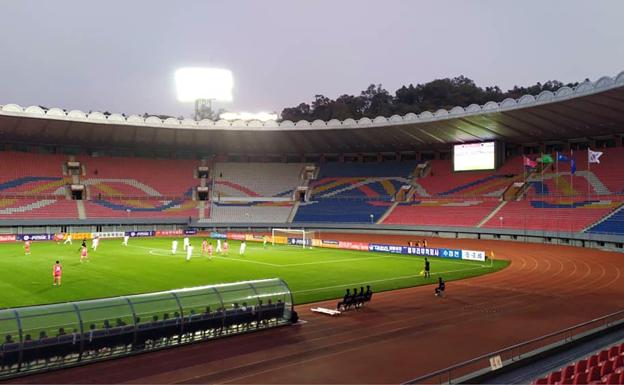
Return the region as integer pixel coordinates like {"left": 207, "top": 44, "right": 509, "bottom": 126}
{"left": 570, "top": 149, "right": 574, "bottom": 196}
{"left": 555, "top": 151, "right": 559, "bottom": 192}
{"left": 587, "top": 149, "right": 591, "bottom": 200}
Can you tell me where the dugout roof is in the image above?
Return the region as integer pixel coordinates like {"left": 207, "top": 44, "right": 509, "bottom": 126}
{"left": 1, "top": 71, "right": 624, "bottom": 154}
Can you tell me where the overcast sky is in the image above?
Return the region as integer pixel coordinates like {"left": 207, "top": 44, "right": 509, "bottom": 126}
{"left": 1, "top": 0, "right": 623, "bottom": 118}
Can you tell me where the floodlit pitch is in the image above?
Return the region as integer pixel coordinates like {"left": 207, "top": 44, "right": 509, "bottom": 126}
{"left": 0, "top": 237, "right": 509, "bottom": 308}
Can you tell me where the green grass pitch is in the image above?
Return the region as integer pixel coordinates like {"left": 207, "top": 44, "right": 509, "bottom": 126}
{"left": 0, "top": 237, "right": 509, "bottom": 308}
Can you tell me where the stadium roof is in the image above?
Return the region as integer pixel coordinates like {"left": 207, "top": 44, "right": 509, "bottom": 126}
{"left": 1, "top": 71, "right": 624, "bottom": 154}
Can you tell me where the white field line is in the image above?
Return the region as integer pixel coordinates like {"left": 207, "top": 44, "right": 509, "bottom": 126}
{"left": 129, "top": 244, "right": 488, "bottom": 269}
{"left": 291, "top": 266, "right": 485, "bottom": 294}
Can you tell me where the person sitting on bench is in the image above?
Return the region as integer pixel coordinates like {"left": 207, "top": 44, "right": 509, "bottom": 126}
{"left": 364, "top": 285, "right": 373, "bottom": 301}
{"left": 349, "top": 287, "right": 359, "bottom": 309}
{"left": 356, "top": 286, "right": 365, "bottom": 307}
{"left": 435, "top": 277, "right": 445, "bottom": 297}
{"left": 337, "top": 288, "right": 351, "bottom": 310}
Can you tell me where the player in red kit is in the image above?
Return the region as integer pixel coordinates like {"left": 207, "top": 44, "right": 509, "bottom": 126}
{"left": 207, "top": 242, "right": 213, "bottom": 259}
{"left": 24, "top": 240, "right": 31, "bottom": 255}
{"left": 53, "top": 260, "right": 62, "bottom": 286}
{"left": 80, "top": 246, "right": 89, "bottom": 263}
{"left": 223, "top": 240, "right": 229, "bottom": 256}
{"left": 201, "top": 239, "right": 208, "bottom": 256}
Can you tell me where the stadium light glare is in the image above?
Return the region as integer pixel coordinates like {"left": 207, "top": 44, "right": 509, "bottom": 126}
{"left": 175, "top": 68, "right": 233, "bottom": 102}
{"left": 220, "top": 112, "right": 278, "bottom": 121}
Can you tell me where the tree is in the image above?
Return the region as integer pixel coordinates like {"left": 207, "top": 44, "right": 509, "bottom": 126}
{"left": 280, "top": 76, "right": 574, "bottom": 121}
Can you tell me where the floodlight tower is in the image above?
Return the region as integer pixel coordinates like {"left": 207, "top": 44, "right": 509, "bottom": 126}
{"left": 175, "top": 68, "right": 234, "bottom": 121}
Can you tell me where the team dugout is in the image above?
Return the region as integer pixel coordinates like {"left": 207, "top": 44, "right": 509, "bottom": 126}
{"left": 0, "top": 278, "right": 295, "bottom": 378}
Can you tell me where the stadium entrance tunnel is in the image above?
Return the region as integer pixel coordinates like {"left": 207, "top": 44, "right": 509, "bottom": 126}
{"left": 0, "top": 278, "right": 295, "bottom": 379}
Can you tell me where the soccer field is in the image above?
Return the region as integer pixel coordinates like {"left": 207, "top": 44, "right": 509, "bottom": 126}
{"left": 0, "top": 237, "right": 509, "bottom": 308}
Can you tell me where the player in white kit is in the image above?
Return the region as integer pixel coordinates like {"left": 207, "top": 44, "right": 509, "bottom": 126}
{"left": 91, "top": 236, "right": 100, "bottom": 251}
{"left": 183, "top": 237, "right": 190, "bottom": 251}
{"left": 216, "top": 239, "right": 222, "bottom": 253}
{"left": 186, "top": 245, "right": 193, "bottom": 261}
{"left": 172, "top": 239, "right": 178, "bottom": 254}
{"left": 63, "top": 234, "right": 73, "bottom": 245}
{"left": 122, "top": 235, "right": 129, "bottom": 246}
{"left": 239, "top": 240, "right": 246, "bottom": 255}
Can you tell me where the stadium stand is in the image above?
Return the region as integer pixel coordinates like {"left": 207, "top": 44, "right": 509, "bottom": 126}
{"left": 532, "top": 341, "right": 624, "bottom": 385}
{"left": 203, "top": 163, "right": 305, "bottom": 223}
{"left": 2, "top": 149, "right": 624, "bottom": 232}
{"left": 77, "top": 156, "right": 198, "bottom": 198}
{"left": 384, "top": 199, "right": 501, "bottom": 227}
{"left": 293, "top": 162, "right": 418, "bottom": 223}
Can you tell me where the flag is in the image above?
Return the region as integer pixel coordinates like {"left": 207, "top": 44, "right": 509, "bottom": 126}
{"left": 523, "top": 156, "right": 537, "bottom": 168}
{"left": 538, "top": 154, "right": 554, "bottom": 164}
{"left": 570, "top": 159, "right": 576, "bottom": 174}
{"left": 588, "top": 149, "right": 603, "bottom": 164}
{"left": 556, "top": 152, "right": 569, "bottom": 162}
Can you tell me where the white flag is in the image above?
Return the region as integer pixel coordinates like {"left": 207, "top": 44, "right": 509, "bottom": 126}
{"left": 588, "top": 149, "right": 603, "bottom": 164}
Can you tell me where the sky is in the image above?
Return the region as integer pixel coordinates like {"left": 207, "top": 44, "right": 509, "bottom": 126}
{"left": 0, "top": 0, "right": 623, "bottom": 119}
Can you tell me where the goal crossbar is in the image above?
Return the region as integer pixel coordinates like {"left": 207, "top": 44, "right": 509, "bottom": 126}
{"left": 271, "top": 228, "right": 314, "bottom": 248}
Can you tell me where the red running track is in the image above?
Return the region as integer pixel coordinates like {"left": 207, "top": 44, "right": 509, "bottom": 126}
{"left": 10, "top": 234, "right": 624, "bottom": 384}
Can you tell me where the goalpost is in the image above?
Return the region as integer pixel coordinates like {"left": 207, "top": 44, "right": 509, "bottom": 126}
{"left": 271, "top": 228, "right": 316, "bottom": 249}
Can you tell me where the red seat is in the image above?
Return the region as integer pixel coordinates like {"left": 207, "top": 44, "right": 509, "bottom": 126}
{"left": 599, "top": 350, "right": 610, "bottom": 363}
{"left": 613, "top": 355, "right": 624, "bottom": 369}
{"left": 548, "top": 370, "right": 562, "bottom": 384}
{"left": 562, "top": 365, "right": 575, "bottom": 379}
{"left": 604, "top": 372, "right": 619, "bottom": 385}
{"left": 609, "top": 346, "right": 620, "bottom": 359}
{"left": 589, "top": 355, "right": 599, "bottom": 367}
{"left": 575, "top": 359, "right": 588, "bottom": 374}
{"left": 588, "top": 366, "right": 601, "bottom": 382}
{"left": 533, "top": 378, "right": 547, "bottom": 385}
{"left": 602, "top": 360, "right": 614, "bottom": 377}
{"left": 619, "top": 371, "right": 624, "bottom": 384}
{"left": 572, "top": 372, "right": 587, "bottom": 385}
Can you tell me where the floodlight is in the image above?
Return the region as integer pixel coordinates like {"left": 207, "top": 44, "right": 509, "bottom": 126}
{"left": 175, "top": 68, "right": 233, "bottom": 102}
{"left": 219, "top": 112, "right": 278, "bottom": 121}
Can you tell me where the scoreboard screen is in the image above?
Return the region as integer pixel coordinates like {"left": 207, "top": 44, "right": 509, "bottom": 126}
{"left": 453, "top": 142, "right": 496, "bottom": 171}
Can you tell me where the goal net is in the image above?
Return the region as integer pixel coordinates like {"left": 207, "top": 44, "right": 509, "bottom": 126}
{"left": 271, "top": 228, "right": 316, "bottom": 249}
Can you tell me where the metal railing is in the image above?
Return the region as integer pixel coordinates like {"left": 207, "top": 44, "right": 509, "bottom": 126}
{"left": 404, "top": 309, "right": 624, "bottom": 384}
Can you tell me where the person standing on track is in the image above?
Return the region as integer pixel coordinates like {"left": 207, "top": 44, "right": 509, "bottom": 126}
{"left": 424, "top": 257, "right": 431, "bottom": 278}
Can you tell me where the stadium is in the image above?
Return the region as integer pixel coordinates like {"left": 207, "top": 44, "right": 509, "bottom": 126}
{"left": 0, "top": 68, "right": 623, "bottom": 384}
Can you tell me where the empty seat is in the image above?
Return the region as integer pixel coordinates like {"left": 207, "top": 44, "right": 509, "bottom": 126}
{"left": 572, "top": 372, "right": 587, "bottom": 385}
{"left": 547, "top": 370, "right": 561, "bottom": 384}
{"left": 589, "top": 354, "right": 599, "bottom": 368}
{"left": 599, "top": 350, "right": 610, "bottom": 363}
{"left": 575, "top": 359, "right": 588, "bottom": 374}
{"left": 562, "top": 364, "right": 575, "bottom": 379}
{"left": 601, "top": 359, "right": 614, "bottom": 378}
{"left": 587, "top": 366, "right": 601, "bottom": 383}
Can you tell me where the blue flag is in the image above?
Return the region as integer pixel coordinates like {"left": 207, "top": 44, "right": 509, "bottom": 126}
{"left": 557, "top": 152, "right": 570, "bottom": 162}
{"left": 570, "top": 159, "right": 576, "bottom": 174}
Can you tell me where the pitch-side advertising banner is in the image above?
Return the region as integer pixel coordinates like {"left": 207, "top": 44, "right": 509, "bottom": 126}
{"left": 0, "top": 234, "right": 17, "bottom": 242}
